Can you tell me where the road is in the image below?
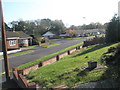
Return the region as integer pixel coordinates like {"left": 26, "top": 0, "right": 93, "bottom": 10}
{"left": 0, "top": 38, "right": 89, "bottom": 73}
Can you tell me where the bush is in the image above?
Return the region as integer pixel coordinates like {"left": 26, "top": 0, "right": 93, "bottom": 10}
{"left": 100, "top": 44, "right": 120, "bottom": 66}
{"left": 83, "top": 36, "right": 105, "bottom": 47}
{"left": 100, "top": 44, "right": 120, "bottom": 82}
{"left": 36, "top": 37, "right": 49, "bottom": 43}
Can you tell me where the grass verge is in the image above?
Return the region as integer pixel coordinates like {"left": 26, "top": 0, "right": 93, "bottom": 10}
{"left": 18, "top": 42, "right": 83, "bottom": 69}
{"left": 0, "top": 50, "right": 33, "bottom": 59}
{"left": 26, "top": 43, "right": 119, "bottom": 87}
{"left": 42, "top": 43, "right": 61, "bottom": 48}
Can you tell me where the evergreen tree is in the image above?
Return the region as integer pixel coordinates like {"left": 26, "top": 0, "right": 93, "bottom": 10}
{"left": 106, "top": 14, "right": 120, "bottom": 43}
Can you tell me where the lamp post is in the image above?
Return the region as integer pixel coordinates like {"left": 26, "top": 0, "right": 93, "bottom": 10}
{"left": 0, "top": 0, "right": 10, "bottom": 81}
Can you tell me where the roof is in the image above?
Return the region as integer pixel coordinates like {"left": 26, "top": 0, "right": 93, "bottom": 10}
{"left": 42, "top": 31, "right": 55, "bottom": 36}
{"left": 6, "top": 31, "right": 32, "bottom": 39}
{"left": 75, "top": 29, "right": 106, "bottom": 34}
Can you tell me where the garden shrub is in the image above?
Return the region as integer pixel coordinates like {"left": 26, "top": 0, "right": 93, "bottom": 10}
{"left": 100, "top": 44, "right": 120, "bottom": 82}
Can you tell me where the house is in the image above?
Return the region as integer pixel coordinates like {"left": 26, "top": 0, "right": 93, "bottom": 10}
{"left": 0, "top": 31, "right": 32, "bottom": 51}
{"left": 6, "top": 31, "right": 32, "bottom": 48}
{"left": 75, "top": 29, "right": 106, "bottom": 37}
{"left": 42, "top": 31, "right": 55, "bottom": 38}
{"left": 59, "top": 34, "right": 70, "bottom": 38}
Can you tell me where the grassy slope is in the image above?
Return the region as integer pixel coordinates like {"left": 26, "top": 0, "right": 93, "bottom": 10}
{"left": 27, "top": 43, "right": 119, "bottom": 87}
{"left": 18, "top": 42, "right": 83, "bottom": 69}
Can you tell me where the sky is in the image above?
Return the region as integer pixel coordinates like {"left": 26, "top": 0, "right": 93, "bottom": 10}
{"left": 2, "top": 0, "right": 120, "bottom": 27}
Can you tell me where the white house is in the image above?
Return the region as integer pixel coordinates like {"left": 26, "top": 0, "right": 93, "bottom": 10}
{"left": 42, "top": 31, "right": 55, "bottom": 38}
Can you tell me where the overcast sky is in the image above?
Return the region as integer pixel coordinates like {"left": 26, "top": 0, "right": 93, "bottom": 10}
{"left": 2, "top": 0, "right": 120, "bottom": 27}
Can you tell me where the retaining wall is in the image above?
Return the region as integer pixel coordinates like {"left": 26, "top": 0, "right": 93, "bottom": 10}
{"left": 59, "top": 52, "right": 68, "bottom": 60}
{"left": 23, "top": 64, "right": 39, "bottom": 75}
{"left": 39, "top": 42, "right": 49, "bottom": 46}
{"left": 40, "top": 57, "right": 57, "bottom": 66}
{"left": 13, "top": 67, "right": 38, "bottom": 89}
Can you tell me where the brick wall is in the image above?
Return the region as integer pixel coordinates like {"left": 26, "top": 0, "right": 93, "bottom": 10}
{"left": 7, "top": 39, "right": 19, "bottom": 50}
{"left": 23, "top": 64, "right": 39, "bottom": 75}
{"left": 59, "top": 52, "right": 68, "bottom": 60}
{"left": 69, "top": 48, "right": 77, "bottom": 54}
{"left": 13, "top": 67, "right": 38, "bottom": 89}
{"left": 41, "top": 57, "right": 57, "bottom": 66}
{"left": 39, "top": 42, "right": 49, "bottom": 46}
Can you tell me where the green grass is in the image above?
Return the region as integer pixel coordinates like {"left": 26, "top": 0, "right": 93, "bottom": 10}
{"left": 18, "top": 42, "right": 83, "bottom": 69}
{"left": 26, "top": 43, "right": 119, "bottom": 88}
{"left": 42, "top": 43, "right": 61, "bottom": 48}
{"left": 0, "top": 50, "right": 33, "bottom": 59}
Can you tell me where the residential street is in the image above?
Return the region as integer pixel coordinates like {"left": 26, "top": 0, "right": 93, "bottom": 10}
{"left": 0, "top": 38, "right": 91, "bottom": 87}
{"left": 0, "top": 38, "right": 89, "bottom": 73}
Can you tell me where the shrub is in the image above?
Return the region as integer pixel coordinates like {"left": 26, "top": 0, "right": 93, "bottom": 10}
{"left": 100, "top": 44, "right": 120, "bottom": 82}
{"left": 83, "top": 36, "right": 105, "bottom": 47}
{"left": 100, "top": 44, "right": 120, "bottom": 66}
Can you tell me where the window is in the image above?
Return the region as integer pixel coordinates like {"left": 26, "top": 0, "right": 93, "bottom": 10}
{"left": 9, "top": 40, "right": 16, "bottom": 46}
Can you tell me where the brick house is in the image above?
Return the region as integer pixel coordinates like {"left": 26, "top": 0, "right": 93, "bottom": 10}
{"left": 6, "top": 31, "right": 32, "bottom": 48}
{"left": 0, "top": 31, "right": 32, "bottom": 51}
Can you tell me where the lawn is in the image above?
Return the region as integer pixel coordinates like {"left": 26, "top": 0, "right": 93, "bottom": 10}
{"left": 42, "top": 43, "right": 61, "bottom": 48}
{"left": 18, "top": 42, "right": 83, "bottom": 69}
{"left": 26, "top": 43, "right": 119, "bottom": 88}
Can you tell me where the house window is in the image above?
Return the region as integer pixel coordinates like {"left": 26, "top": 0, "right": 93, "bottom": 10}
{"left": 9, "top": 40, "right": 16, "bottom": 46}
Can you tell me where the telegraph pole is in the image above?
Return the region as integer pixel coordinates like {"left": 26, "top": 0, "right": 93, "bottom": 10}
{"left": 0, "top": 0, "right": 10, "bottom": 81}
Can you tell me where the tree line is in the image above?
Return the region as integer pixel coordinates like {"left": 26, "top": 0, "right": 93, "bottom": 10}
{"left": 5, "top": 18, "right": 106, "bottom": 37}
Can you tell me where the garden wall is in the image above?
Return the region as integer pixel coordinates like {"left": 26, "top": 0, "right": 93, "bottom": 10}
{"left": 59, "top": 52, "right": 68, "bottom": 60}
{"left": 13, "top": 67, "right": 38, "bottom": 89}
{"left": 13, "top": 45, "right": 83, "bottom": 89}
{"left": 40, "top": 57, "right": 57, "bottom": 66}
{"left": 22, "top": 64, "right": 39, "bottom": 75}
{"left": 39, "top": 42, "right": 49, "bottom": 46}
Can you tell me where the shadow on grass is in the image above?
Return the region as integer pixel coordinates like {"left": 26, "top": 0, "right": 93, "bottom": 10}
{"left": 73, "top": 43, "right": 113, "bottom": 58}
{"left": 77, "top": 68, "right": 93, "bottom": 77}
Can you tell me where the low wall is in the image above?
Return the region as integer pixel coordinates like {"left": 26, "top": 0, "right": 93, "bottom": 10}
{"left": 39, "top": 42, "right": 49, "bottom": 46}
{"left": 69, "top": 48, "right": 77, "bottom": 54}
{"left": 13, "top": 45, "right": 84, "bottom": 89}
{"left": 59, "top": 52, "right": 68, "bottom": 60}
{"left": 40, "top": 57, "right": 57, "bottom": 66}
{"left": 13, "top": 67, "right": 38, "bottom": 89}
{"left": 23, "top": 64, "right": 39, "bottom": 75}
